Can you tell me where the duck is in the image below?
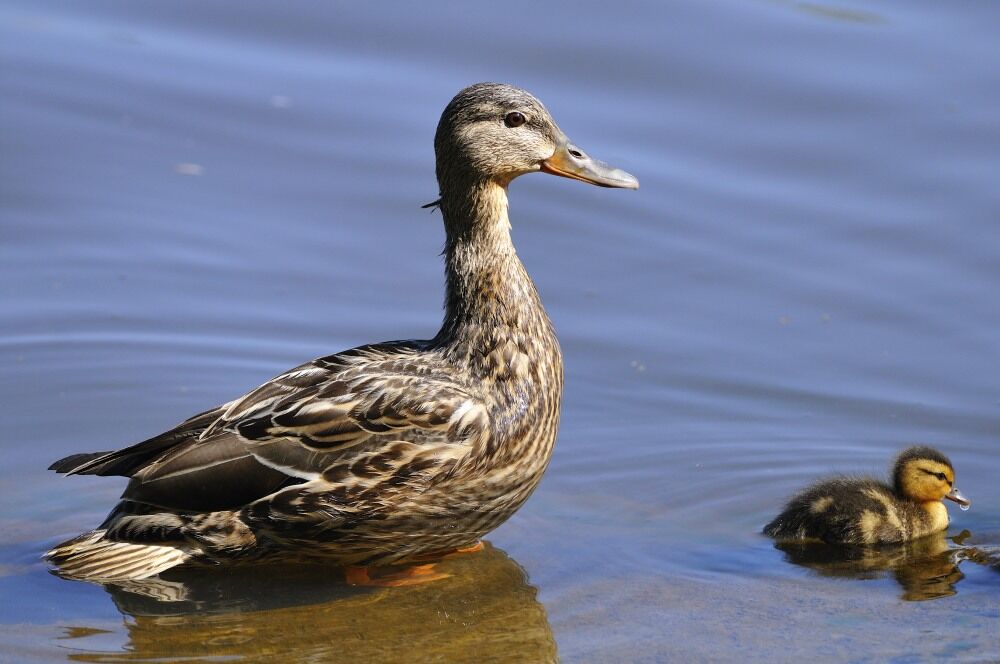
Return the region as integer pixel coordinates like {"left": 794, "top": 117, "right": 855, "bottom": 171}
{"left": 763, "top": 446, "right": 970, "bottom": 544}
{"left": 45, "top": 82, "right": 639, "bottom": 583}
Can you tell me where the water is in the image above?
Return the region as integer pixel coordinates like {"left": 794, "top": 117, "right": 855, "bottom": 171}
{"left": 2, "top": 1, "right": 999, "bottom": 661}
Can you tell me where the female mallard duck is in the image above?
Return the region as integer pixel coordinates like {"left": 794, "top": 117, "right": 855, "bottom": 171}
{"left": 46, "top": 82, "right": 638, "bottom": 582}
{"left": 763, "top": 446, "right": 970, "bottom": 544}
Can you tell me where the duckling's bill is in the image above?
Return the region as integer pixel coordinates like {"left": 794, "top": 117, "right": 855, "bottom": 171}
{"left": 541, "top": 135, "right": 639, "bottom": 189}
{"left": 945, "top": 486, "right": 971, "bottom": 510}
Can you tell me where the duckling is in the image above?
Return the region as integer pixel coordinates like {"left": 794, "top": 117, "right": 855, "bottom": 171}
{"left": 44, "top": 83, "right": 638, "bottom": 582}
{"left": 764, "top": 446, "right": 970, "bottom": 544}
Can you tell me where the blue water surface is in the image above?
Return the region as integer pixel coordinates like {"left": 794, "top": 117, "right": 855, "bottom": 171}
{"left": 2, "top": 1, "right": 999, "bottom": 662}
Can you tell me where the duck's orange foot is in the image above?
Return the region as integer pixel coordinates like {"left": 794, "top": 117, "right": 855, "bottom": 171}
{"left": 411, "top": 540, "right": 486, "bottom": 563}
{"left": 344, "top": 563, "right": 451, "bottom": 587}
{"left": 453, "top": 540, "right": 485, "bottom": 555}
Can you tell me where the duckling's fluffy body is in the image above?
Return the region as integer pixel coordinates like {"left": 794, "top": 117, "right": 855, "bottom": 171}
{"left": 764, "top": 446, "right": 969, "bottom": 545}
{"left": 763, "top": 476, "right": 948, "bottom": 544}
{"left": 45, "top": 83, "right": 637, "bottom": 581}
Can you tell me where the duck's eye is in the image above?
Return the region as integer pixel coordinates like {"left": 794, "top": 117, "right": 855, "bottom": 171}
{"left": 936, "top": 472, "right": 947, "bottom": 481}
{"left": 504, "top": 111, "right": 527, "bottom": 128}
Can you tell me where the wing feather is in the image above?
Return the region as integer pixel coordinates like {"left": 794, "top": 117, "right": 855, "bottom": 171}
{"left": 208, "top": 348, "right": 487, "bottom": 462}
{"left": 49, "top": 406, "right": 229, "bottom": 477}
{"left": 61, "top": 343, "right": 491, "bottom": 514}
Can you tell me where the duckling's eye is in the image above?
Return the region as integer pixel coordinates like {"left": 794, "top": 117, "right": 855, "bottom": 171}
{"left": 935, "top": 472, "right": 947, "bottom": 481}
{"left": 503, "top": 111, "right": 527, "bottom": 128}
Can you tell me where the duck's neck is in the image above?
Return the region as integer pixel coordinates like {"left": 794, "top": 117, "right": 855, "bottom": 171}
{"left": 434, "top": 180, "right": 552, "bottom": 360}
{"left": 918, "top": 500, "right": 950, "bottom": 535}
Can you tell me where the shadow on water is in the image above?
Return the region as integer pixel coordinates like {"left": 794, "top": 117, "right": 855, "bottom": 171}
{"left": 773, "top": 531, "right": 1000, "bottom": 602}
{"left": 58, "top": 543, "right": 557, "bottom": 663}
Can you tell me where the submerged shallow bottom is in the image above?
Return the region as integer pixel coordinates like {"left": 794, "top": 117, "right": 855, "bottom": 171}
{"left": 3, "top": 535, "right": 999, "bottom": 663}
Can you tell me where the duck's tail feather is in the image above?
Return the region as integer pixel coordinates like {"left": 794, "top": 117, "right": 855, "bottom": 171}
{"left": 46, "top": 530, "right": 191, "bottom": 581}
{"left": 48, "top": 452, "right": 114, "bottom": 474}
{"left": 48, "top": 405, "right": 226, "bottom": 477}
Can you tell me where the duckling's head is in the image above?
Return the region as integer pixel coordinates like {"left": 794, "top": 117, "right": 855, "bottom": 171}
{"left": 433, "top": 82, "right": 638, "bottom": 196}
{"left": 892, "top": 446, "right": 970, "bottom": 508}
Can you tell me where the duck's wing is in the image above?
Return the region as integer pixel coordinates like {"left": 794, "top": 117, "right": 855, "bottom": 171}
{"left": 54, "top": 343, "right": 488, "bottom": 513}
{"left": 48, "top": 405, "right": 229, "bottom": 477}
{"left": 204, "top": 344, "right": 482, "bottom": 460}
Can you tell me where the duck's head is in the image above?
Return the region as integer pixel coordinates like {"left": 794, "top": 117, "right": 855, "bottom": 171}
{"left": 893, "top": 446, "right": 970, "bottom": 508}
{"left": 433, "top": 82, "right": 638, "bottom": 195}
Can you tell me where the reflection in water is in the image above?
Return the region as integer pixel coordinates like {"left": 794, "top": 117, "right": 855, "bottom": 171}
{"left": 60, "top": 543, "right": 556, "bottom": 663}
{"left": 773, "top": 532, "right": 983, "bottom": 601}
{"left": 955, "top": 537, "right": 1000, "bottom": 574}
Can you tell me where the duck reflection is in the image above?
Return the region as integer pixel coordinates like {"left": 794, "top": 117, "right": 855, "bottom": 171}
{"left": 774, "top": 532, "right": 965, "bottom": 601}
{"left": 63, "top": 543, "right": 556, "bottom": 663}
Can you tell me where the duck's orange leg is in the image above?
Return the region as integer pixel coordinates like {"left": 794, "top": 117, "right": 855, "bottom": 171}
{"left": 410, "top": 540, "right": 486, "bottom": 563}
{"left": 344, "top": 541, "right": 485, "bottom": 585}
{"left": 453, "top": 540, "right": 485, "bottom": 555}
{"left": 344, "top": 563, "right": 451, "bottom": 587}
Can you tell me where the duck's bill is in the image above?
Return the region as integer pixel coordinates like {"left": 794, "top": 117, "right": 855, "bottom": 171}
{"left": 945, "top": 487, "right": 971, "bottom": 508}
{"left": 540, "top": 137, "right": 639, "bottom": 189}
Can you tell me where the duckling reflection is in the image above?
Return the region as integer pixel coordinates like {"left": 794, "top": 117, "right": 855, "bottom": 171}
{"left": 774, "top": 532, "right": 964, "bottom": 601}
{"left": 62, "top": 543, "right": 557, "bottom": 663}
{"left": 957, "top": 544, "right": 1000, "bottom": 571}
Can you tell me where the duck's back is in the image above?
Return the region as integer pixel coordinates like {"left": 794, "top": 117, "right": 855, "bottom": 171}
{"left": 763, "top": 477, "right": 928, "bottom": 544}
